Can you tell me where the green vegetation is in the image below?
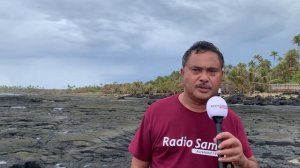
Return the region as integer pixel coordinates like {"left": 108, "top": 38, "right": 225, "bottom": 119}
{"left": 70, "top": 71, "right": 182, "bottom": 95}
{"left": 0, "top": 85, "right": 44, "bottom": 93}
{"left": 1, "top": 34, "right": 299, "bottom": 95}
{"left": 223, "top": 34, "right": 300, "bottom": 94}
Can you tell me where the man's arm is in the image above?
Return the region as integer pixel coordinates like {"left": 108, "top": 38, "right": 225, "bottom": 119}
{"left": 131, "top": 156, "right": 149, "bottom": 168}
{"left": 216, "top": 132, "right": 259, "bottom": 168}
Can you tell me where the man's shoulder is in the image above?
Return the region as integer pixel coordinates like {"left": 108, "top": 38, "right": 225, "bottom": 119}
{"left": 145, "top": 95, "right": 181, "bottom": 124}
{"left": 150, "top": 94, "right": 179, "bottom": 107}
{"left": 145, "top": 94, "right": 180, "bottom": 115}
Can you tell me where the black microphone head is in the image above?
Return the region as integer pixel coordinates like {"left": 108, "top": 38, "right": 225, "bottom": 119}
{"left": 206, "top": 96, "right": 228, "bottom": 119}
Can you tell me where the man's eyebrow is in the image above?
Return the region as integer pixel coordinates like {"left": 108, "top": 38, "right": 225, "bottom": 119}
{"left": 190, "top": 65, "right": 220, "bottom": 68}
{"left": 191, "top": 65, "right": 201, "bottom": 68}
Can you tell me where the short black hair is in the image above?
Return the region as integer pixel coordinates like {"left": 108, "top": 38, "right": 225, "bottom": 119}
{"left": 182, "top": 41, "right": 224, "bottom": 68}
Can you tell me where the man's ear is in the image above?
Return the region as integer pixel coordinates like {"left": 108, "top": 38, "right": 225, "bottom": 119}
{"left": 221, "top": 68, "right": 225, "bottom": 80}
{"left": 180, "top": 68, "right": 184, "bottom": 76}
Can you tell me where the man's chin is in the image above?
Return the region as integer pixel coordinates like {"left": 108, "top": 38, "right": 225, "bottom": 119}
{"left": 194, "top": 93, "right": 213, "bottom": 101}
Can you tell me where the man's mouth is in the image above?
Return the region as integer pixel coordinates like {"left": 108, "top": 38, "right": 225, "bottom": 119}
{"left": 195, "top": 84, "right": 212, "bottom": 90}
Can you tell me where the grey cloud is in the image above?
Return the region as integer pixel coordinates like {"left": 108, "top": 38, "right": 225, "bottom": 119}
{"left": 0, "top": 0, "right": 299, "bottom": 88}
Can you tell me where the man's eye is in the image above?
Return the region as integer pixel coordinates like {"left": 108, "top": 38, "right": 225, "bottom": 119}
{"left": 208, "top": 68, "right": 219, "bottom": 73}
{"left": 208, "top": 70, "right": 217, "bottom": 73}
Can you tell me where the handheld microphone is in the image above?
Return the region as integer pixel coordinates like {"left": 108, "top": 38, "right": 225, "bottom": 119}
{"left": 206, "top": 96, "right": 228, "bottom": 168}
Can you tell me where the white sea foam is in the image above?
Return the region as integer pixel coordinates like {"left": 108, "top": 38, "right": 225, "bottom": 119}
{"left": 54, "top": 163, "right": 66, "bottom": 168}
{"left": 288, "top": 158, "right": 300, "bottom": 164}
{"left": 0, "top": 93, "right": 22, "bottom": 96}
{"left": 58, "top": 130, "right": 69, "bottom": 134}
{"left": 0, "top": 93, "right": 38, "bottom": 96}
{"left": 0, "top": 161, "right": 7, "bottom": 165}
{"left": 11, "top": 106, "right": 26, "bottom": 109}
{"left": 53, "top": 108, "right": 64, "bottom": 111}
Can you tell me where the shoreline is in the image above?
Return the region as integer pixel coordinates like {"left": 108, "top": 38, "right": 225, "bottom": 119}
{"left": 1, "top": 91, "right": 300, "bottom": 107}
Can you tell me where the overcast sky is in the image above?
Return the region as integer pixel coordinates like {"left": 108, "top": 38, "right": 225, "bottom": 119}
{"left": 0, "top": 0, "right": 299, "bottom": 89}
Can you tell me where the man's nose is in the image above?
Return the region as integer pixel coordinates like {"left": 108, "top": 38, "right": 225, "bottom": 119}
{"left": 198, "top": 71, "right": 209, "bottom": 82}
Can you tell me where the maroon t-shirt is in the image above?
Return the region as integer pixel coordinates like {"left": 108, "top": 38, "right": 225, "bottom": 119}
{"left": 128, "top": 95, "right": 253, "bottom": 168}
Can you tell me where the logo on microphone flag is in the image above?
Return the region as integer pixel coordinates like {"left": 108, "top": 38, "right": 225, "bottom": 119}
{"left": 210, "top": 104, "right": 228, "bottom": 110}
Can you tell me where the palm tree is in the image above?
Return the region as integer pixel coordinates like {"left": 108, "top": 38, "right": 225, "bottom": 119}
{"left": 224, "top": 64, "right": 233, "bottom": 77}
{"left": 272, "top": 49, "right": 300, "bottom": 83}
{"left": 270, "top": 51, "right": 279, "bottom": 66}
{"left": 227, "top": 63, "right": 250, "bottom": 94}
{"left": 252, "top": 54, "right": 272, "bottom": 92}
{"left": 253, "top": 54, "right": 263, "bottom": 63}
{"left": 292, "top": 34, "right": 300, "bottom": 52}
{"left": 248, "top": 60, "right": 258, "bottom": 94}
{"left": 168, "top": 71, "right": 182, "bottom": 94}
{"left": 285, "top": 49, "right": 300, "bottom": 72}
{"left": 277, "top": 56, "right": 283, "bottom": 62}
{"left": 276, "top": 60, "right": 289, "bottom": 82}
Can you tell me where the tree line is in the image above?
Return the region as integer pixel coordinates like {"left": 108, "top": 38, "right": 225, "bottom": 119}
{"left": 90, "top": 34, "right": 299, "bottom": 95}
{"left": 73, "top": 71, "right": 183, "bottom": 95}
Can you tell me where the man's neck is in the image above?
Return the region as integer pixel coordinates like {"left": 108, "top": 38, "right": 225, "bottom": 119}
{"left": 178, "top": 92, "right": 207, "bottom": 113}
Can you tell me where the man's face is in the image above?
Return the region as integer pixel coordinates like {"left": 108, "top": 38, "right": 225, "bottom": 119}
{"left": 180, "top": 51, "right": 223, "bottom": 101}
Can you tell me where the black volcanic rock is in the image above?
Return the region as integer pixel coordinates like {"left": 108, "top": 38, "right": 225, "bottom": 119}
{"left": 224, "top": 94, "right": 300, "bottom": 106}
{"left": 0, "top": 93, "right": 299, "bottom": 167}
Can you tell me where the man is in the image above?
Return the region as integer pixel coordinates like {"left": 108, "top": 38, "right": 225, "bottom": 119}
{"left": 128, "top": 41, "right": 259, "bottom": 168}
